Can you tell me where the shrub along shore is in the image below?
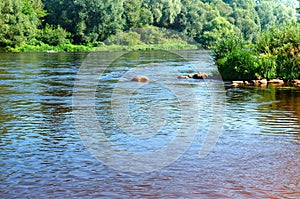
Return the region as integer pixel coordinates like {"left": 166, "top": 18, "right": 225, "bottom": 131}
{"left": 214, "top": 23, "right": 300, "bottom": 84}
{"left": 5, "top": 43, "right": 198, "bottom": 53}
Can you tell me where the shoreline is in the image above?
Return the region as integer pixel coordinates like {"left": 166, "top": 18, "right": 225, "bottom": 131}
{"left": 227, "top": 79, "right": 300, "bottom": 89}
{"left": 1, "top": 43, "right": 200, "bottom": 53}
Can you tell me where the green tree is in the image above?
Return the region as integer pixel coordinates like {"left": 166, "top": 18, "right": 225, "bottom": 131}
{"left": 230, "top": 6, "right": 260, "bottom": 41}
{"left": 255, "top": 1, "right": 277, "bottom": 29}
{"left": 0, "top": 0, "right": 45, "bottom": 47}
{"left": 211, "top": 0, "right": 233, "bottom": 19}
{"left": 145, "top": 0, "right": 181, "bottom": 27}
{"left": 251, "top": 0, "right": 296, "bottom": 31}
{"left": 106, "top": 31, "right": 141, "bottom": 46}
{"left": 138, "top": 8, "right": 154, "bottom": 27}
{"left": 173, "top": 0, "right": 210, "bottom": 41}
{"left": 42, "top": 0, "right": 80, "bottom": 41}
{"left": 201, "top": 17, "right": 235, "bottom": 47}
{"left": 272, "top": 3, "right": 297, "bottom": 24}
{"left": 123, "top": 0, "right": 142, "bottom": 30}
{"left": 43, "top": 0, "right": 124, "bottom": 44}
{"left": 75, "top": 0, "right": 124, "bottom": 43}
{"left": 214, "top": 34, "right": 259, "bottom": 80}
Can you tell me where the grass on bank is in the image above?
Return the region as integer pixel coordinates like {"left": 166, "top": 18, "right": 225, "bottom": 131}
{"left": 7, "top": 43, "right": 198, "bottom": 53}
{"left": 8, "top": 43, "right": 93, "bottom": 52}
{"left": 5, "top": 42, "right": 198, "bottom": 53}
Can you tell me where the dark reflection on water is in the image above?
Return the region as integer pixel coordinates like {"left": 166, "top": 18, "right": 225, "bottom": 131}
{"left": 226, "top": 86, "right": 300, "bottom": 139}
{"left": 0, "top": 51, "right": 300, "bottom": 198}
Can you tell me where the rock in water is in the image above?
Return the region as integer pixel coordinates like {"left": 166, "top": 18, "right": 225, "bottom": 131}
{"left": 188, "top": 72, "right": 208, "bottom": 79}
{"left": 132, "top": 75, "right": 150, "bottom": 83}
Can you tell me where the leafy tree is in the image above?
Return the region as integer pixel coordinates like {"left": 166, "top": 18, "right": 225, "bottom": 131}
{"left": 0, "top": 0, "right": 45, "bottom": 47}
{"left": 42, "top": 0, "right": 80, "bottom": 41}
{"left": 214, "top": 33, "right": 244, "bottom": 61}
{"left": 272, "top": 3, "right": 297, "bottom": 24}
{"left": 173, "top": 0, "right": 211, "bottom": 42}
{"left": 43, "top": 0, "right": 124, "bottom": 44}
{"left": 123, "top": 0, "right": 142, "bottom": 30}
{"left": 255, "top": 0, "right": 297, "bottom": 29}
{"left": 230, "top": 6, "right": 260, "bottom": 41}
{"left": 211, "top": 0, "right": 233, "bottom": 19}
{"left": 145, "top": 0, "right": 181, "bottom": 27}
{"left": 220, "top": 49, "right": 259, "bottom": 80}
{"left": 201, "top": 17, "right": 235, "bottom": 47}
{"left": 272, "top": 0, "right": 299, "bottom": 9}
{"left": 138, "top": 8, "right": 154, "bottom": 27}
{"left": 255, "top": 1, "right": 277, "bottom": 29}
{"left": 214, "top": 33, "right": 259, "bottom": 80}
{"left": 75, "top": 0, "right": 124, "bottom": 43}
{"left": 106, "top": 31, "right": 142, "bottom": 46}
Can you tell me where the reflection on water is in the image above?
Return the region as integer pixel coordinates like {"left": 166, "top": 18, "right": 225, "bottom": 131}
{"left": 0, "top": 51, "right": 300, "bottom": 198}
{"left": 226, "top": 86, "right": 300, "bottom": 139}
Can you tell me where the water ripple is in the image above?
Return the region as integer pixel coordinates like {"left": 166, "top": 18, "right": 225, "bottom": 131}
{"left": 0, "top": 52, "right": 300, "bottom": 198}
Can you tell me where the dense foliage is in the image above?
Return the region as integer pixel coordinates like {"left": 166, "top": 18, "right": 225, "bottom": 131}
{"left": 214, "top": 23, "right": 300, "bottom": 81}
{"left": 214, "top": 0, "right": 300, "bottom": 81}
{"left": 0, "top": 0, "right": 298, "bottom": 51}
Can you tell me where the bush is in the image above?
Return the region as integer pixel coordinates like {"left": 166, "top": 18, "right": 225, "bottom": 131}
{"left": 38, "top": 24, "right": 71, "bottom": 46}
{"left": 213, "top": 34, "right": 244, "bottom": 61}
{"left": 255, "top": 23, "right": 300, "bottom": 80}
{"left": 275, "top": 44, "right": 300, "bottom": 80}
{"left": 218, "top": 49, "right": 259, "bottom": 80}
{"left": 106, "top": 31, "right": 142, "bottom": 46}
{"left": 215, "top": 23, "right": 300, "bottom": 81}
{"left": 256, "top": 54, "right": 277, "bottom": 79}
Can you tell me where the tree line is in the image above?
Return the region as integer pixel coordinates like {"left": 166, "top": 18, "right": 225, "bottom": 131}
{"left": 0, "top": 0, "right": 298, "bottom": 50}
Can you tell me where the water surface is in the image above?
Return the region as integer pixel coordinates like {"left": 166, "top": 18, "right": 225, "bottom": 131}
{"left": 0, "top": 51, "right": 299, "bottom": 198}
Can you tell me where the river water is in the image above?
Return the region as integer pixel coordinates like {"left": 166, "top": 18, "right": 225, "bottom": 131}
{"left": 0, "top": 51, "right": 299, "bottom": 198}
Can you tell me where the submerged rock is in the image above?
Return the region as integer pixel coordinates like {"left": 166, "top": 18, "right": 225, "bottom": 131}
{"left": 132, "top": 75, "right": 150, "bottom": 83}
{"left": 252, "top": 79, "right": 267, "bottom": 85}
{"left": 268, "top": 79, "right": 284, "bottom": 85}
{"left": 188, "top": 72, "right": 208, "bottom": 79}
{"left": 231, "top": 81, "right": 244, "bottom": 87}
{"left": 230, "top": 79, "right": 269, "bottom": 88}
{"left": 179, "top": 72, "right": 208, "bottom": 79}
{"left": 292, "top": 79, "right": 300, "bottom": 85}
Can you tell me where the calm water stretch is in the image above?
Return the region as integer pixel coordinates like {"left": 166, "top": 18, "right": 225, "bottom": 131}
{"left": 0, "top": 51, "right": 299, "bottom": 198}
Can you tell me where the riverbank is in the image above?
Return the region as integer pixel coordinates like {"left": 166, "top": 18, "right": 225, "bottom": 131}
{"left": 3, "top": 43, "right": 199, "bottom": 53}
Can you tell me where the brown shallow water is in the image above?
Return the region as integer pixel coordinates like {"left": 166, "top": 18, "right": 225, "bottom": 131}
{"left": 0, "top": 51, "right": 299, "bottom": 198}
